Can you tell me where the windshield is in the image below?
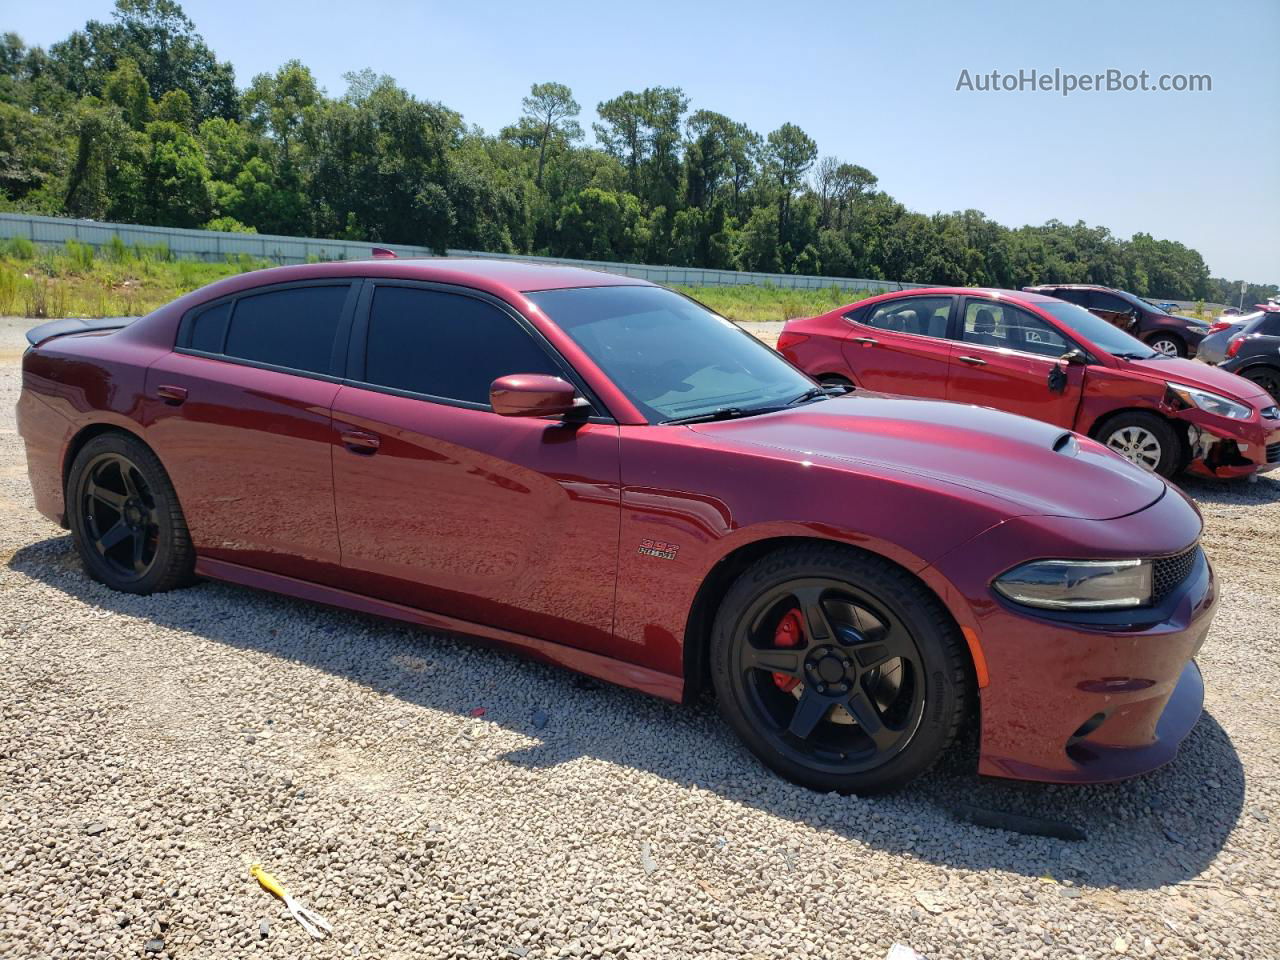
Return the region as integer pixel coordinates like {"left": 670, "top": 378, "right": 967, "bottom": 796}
{"left": 1134, "top": 295, "right": 1174, "bottom": 316}
{"left": 1038, "top": 302, "right": 1158, "bottom": 358}
{"left": 527, "top": 286, "right": 815, "bottom": 423}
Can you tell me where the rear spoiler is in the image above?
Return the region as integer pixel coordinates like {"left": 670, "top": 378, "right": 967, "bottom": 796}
{"left": 25, "top": 316, "right": 140, "bottom": 348}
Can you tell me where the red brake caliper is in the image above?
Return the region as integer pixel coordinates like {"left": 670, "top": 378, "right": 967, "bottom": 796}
{"left": 772, "top": 609, "right": 804, "bottom": 693}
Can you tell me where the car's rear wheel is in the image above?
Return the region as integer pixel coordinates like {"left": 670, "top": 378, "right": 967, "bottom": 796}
{"left": 1096, "top": 411, "right": 1181, "bottom": 476}
{"left": 710, "top": 544, "right": 970, "bottom": 794}
{"left": 1243, "top": 367, "right": 1280, "bottom": 404}
{"left": 67, "top": 432, "right": 195, "bottom": 594}
{"left": 1147, "top": 334, "right": 1185, "bottom": 358}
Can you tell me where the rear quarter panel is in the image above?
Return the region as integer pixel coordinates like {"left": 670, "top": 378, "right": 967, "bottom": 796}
{"left": 19, "top": 333, "right": 168, "bottom": 523}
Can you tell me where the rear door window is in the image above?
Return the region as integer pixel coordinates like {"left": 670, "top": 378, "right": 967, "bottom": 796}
{"left": 222, "top": 285, "right": 351, "bottom": 374}
{"left": 361, "top": 286, "right": 562, "bottom": 405}
{"left": 855, "top": 297, "right": 953, "bottom": 338}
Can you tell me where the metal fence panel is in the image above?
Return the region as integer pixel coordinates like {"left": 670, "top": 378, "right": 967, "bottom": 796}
{"left": 0, "top": 212, "right": 926, "bottom": 293}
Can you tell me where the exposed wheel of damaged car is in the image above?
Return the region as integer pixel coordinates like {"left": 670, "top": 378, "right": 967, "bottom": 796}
{"left": 1096, "top": 411, "right": 1181, "bottom": 476}
{"left": 67, "top": 432, "right": 195, "bottom": 594}
{"left": 711, "top": 545, "right": 969, "bottom": 794}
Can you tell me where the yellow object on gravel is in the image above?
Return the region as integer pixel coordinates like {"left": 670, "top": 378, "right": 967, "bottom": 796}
{"left": 250, "top": 864, "right": 333, "bottom": 940}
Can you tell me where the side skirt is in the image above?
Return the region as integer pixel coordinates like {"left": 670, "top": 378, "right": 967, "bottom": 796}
{"left": 195, "top": 557, "right": 685, "bottom": 702}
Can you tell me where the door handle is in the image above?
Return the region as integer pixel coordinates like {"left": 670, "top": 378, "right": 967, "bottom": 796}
{"left": 339, "top": 429, "right": 381, "bottom": 455}
{"left": 850, "top": 337, "right": 878, "bottom": 346}
{"left": 957, "top": 356, "right": 987, "bottom": 366}
{"left": 155, "top": 384, "right": 188, "bottom": 405}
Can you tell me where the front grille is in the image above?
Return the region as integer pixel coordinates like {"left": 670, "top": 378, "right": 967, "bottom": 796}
{"left": 1153, "top": 547, "right": 1199, "bottom": 603}
{"left": 1268, "top": 441, "right": 1280, "bottom": 464}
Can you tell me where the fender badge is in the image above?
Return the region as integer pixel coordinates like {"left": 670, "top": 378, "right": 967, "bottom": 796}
{"left": 638, "top": 538, "right": 680, "bottom": 561}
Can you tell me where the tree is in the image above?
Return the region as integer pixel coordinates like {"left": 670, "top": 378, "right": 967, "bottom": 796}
{"left": 765, "top": 123, "right": 817, "bottom": 246}
{"left": 513, "top": 82, "right": 581, "bottom": 188}
{"left": 102, "top": 57, "right": 152, "bottom": 129}
{"left": 48, "top": 0, "right": 237, "bottom": 121}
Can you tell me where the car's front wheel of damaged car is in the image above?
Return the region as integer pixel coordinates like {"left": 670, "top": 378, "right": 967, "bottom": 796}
{"left": 710, "top": 543, "right": 971, "bottom": 794}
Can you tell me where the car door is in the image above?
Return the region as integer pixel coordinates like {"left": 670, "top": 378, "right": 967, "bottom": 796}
{"left": 1087, "top": 290, "right": 1141, "bottom": 335}
{"left": 330, "top": 281, "right": 621, "bottom": 652}
{"left": 946, "top": 297, "right": 1085, "bottom": 428}
{"left": 144, "top": 280, "right": 356, "bottom": 583}
{"left": 840, "top": 295, "right": 956, "bottom": 398}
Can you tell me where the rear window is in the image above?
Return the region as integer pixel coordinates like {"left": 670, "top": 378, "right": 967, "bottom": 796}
{"left": 222, "top": 285, "right": 350, "bottom": 374}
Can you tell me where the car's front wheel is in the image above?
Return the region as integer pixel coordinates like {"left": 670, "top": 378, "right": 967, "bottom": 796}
{"left": 1097, "top": 411, "right": 1181, "bottom": 477}
{"left": 710, "top": 544, "right": 970, "bottom": 794}
{"left": 66, "top": 432, "right": 195, "bottom": 594}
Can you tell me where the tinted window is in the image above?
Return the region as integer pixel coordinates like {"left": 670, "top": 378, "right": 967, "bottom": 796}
{"left": 1089, "top": 290, "right": 1131, "bottom": 313}
{"left": 528, "top": 286, "right": 813, "bottom": 423}
{"left": 1054, "top": 288, "right": 1087, "bottom": 305}
{"left": 858, "top": 297, "right": 952, "bottom": 337}
{"left": 364, "top": 287, "right": 561, "bottom": 404}
{"left": 961, "top": 301, "right": 1070, "bottom": 358}
{"left": 189, "top": 301, "right": 230, "bottom": 353}
{"left": 223, "top": 285, "right": 349, "bottom": 374}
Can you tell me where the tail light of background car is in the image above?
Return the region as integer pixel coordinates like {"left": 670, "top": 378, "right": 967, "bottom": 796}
{"left": 1208, "top": 321, "right": 1233, "bottom": 333}
{"left": 1226, "top": 337, "right": 1244, "bottom": 358}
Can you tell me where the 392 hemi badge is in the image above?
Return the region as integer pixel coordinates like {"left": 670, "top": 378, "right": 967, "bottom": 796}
{"left": 638, "top": 538, "right": 680, "bottom": 561}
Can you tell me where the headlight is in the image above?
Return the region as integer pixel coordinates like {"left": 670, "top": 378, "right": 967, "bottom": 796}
{"left": 1166, "top": 382, "right": 1251, "bottom": 420}
{"left": 994, "top": 559, "right": 1152, "bottom": 610}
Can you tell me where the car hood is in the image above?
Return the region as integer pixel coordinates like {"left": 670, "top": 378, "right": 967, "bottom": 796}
{"left": 1117, "top": 356, "right": 1274, "bottom": 405}
{"left": 689, "top": 394, "right": 1166, "bottom": 521}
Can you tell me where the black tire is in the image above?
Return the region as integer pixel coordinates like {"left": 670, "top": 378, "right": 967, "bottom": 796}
{"left": 1095, "top": 411, "right": 1181, "bottom": 477}
{"left": 1242, "top": 367, "right": 1280, "bottom": 404}
{"left": 710, "top": 544, "right": 970, "bottom": 794}
{"left": 66, "top": 432, "right": 195, "bottom": 594}
{"left": 1146, "top": 333, "right": 1186, "bottom": 358}
{"left": 818, "top": 374, "right": 855, "bottom": 392}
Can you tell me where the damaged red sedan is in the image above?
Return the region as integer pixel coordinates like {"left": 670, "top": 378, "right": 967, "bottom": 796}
{"left": 779, "top": 287, "right": 1280, "bottom": 479}
{"left": 18, "top": 260, "right": 1216, "bottom": 792}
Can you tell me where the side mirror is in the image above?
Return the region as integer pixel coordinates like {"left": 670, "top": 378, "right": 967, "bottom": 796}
{"left": 1060, "top": 348, "right": 1088, "bottom": 365}
{"left": 490, "top": 374, "right": 580, "bottom": 418}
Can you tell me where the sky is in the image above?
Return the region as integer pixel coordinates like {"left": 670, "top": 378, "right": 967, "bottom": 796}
{"left": 5, "top": 0, "right": 1278, "bottom": 281}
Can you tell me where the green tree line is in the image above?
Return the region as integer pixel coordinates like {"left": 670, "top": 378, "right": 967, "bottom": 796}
{"left": 2, "top": 0, "right": 1272, "bottom": 303}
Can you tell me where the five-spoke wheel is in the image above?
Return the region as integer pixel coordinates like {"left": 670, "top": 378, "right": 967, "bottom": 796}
{"left": 67, "top": 432, "right": 194, "bottom": 594}
{"left": 712, "top": 545, "right": 969, "bottom": 793}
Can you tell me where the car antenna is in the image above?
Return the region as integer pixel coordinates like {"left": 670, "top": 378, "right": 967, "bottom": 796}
{"left": 371, "top": 247, "right": 398, "bottom": 259}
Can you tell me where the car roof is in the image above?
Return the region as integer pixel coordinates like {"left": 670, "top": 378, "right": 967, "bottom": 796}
{"left": 869, "top": 286, "right": 1061, "bottom": 304}
{"left": 183, "top": 257, "right": 653, "bottom": 302}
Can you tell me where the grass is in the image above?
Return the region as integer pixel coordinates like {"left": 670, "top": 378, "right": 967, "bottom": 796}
{"left": 679, "top": 283, "right": 877, "bottom": 324}
{"left": 0, "top": 241, "right": 270, "bottom": 319}
{"left": 0, "top": 242, "right": 1219, "bottom": 325}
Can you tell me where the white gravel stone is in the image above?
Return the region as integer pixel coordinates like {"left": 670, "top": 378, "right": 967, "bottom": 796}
{"left": 1, "top": 315, "right": 1278, "bottom": 959}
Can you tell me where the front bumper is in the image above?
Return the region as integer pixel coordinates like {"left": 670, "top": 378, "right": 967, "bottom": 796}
{"left": 925, "top": 488, "right": 1217, "bottom": 784}
{"left": 1182, "top": 413, "right": 1280, "bottom": 479}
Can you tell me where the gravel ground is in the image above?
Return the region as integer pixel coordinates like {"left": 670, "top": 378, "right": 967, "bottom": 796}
{"left": 1, "top": 314, "right": 1278, "bottom": 960}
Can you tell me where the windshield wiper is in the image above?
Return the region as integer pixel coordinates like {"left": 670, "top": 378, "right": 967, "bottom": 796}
{"left": 1114, "top": 351, "right": 1159, "bottom": 360}
{"left": 663, "top": 405, "right": 793, "bottom": 425}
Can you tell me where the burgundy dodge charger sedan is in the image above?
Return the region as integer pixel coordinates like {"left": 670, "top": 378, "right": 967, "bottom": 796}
{"left": 17, "top": 259, "right": 1217, "bottom": 793}
{"left": 779, "top": 287, "right": 1280, "bottom": 480}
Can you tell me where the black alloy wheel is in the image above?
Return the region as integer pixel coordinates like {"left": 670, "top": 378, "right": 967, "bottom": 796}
{"left": 711, "top": 545, "right": 969, "bottom": 794}
{"left": 67, "top": 432, "right": 195, "bottom": 594}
